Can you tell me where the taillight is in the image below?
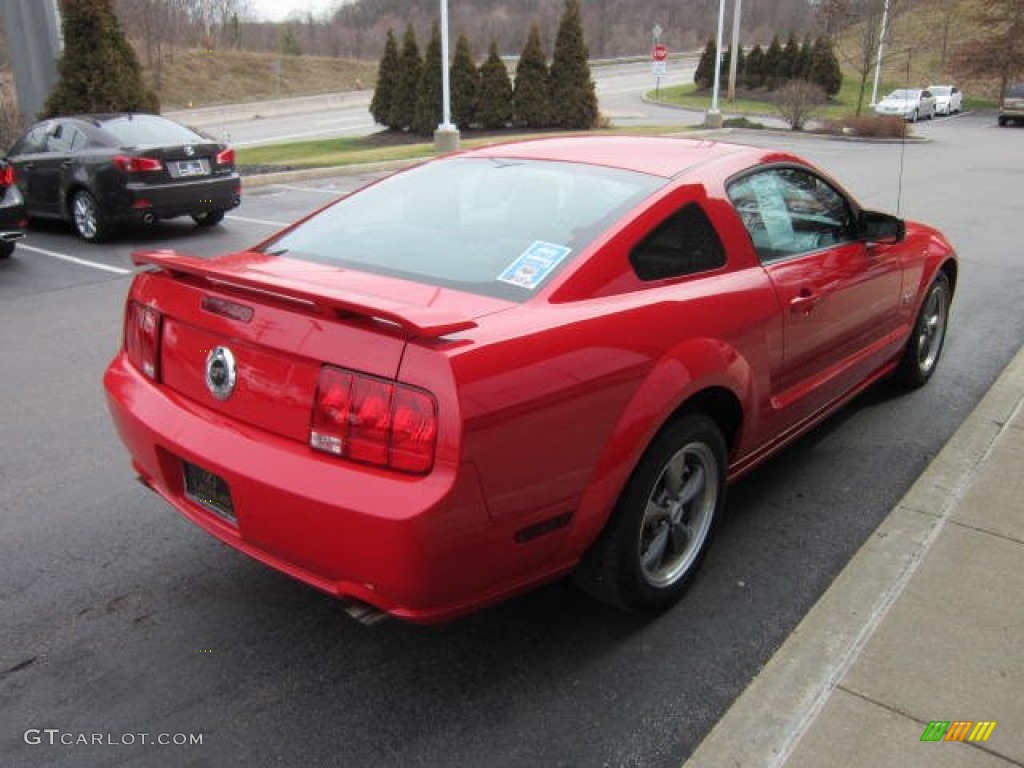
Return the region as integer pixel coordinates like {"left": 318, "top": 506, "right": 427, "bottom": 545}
{"left": 0, "top": 164, "right": 14, "bottom": 186}
{"left": 310, "top": 366, "right": 437, "bottom": 473}
{"left": 125, "top": 301, "right": 162, "bottom": 380}
{"left": 114, "top": 155, "right": 163, "bottom": 173}
{"left": 215, "top": 147, "right": 235, "bottom": 166}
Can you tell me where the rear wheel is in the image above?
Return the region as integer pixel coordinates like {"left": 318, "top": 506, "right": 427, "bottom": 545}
{"left": 575, "top": 413, "right": 727, "bottom": 612}
{"left": 998, "top": 116, "right": 1009, "bottom": 127}
{"left": 193, "top": 210, "right": 225, "bottom": 227}
{"left": 0, "top": 240, "right": 14, "bottom": 259}
{"left": 895, "top": 272, "right": 951, "bottom": 388}
{"left": 71, "top": 190, "right": 108, "bottom": 242}
{"left": 909, "top": 109, "right": 919, "bottom": 123}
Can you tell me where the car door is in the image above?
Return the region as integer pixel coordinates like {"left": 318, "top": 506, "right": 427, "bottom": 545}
{"left": 727, "top": 167, "right": 904, "bottom": 427}
{"left": 8, "top": 124, "right": 64, "bottom": 217}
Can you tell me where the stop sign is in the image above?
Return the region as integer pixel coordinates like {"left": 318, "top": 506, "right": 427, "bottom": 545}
{"left": 652, "top": 44, "right": 668, "bottom": 62}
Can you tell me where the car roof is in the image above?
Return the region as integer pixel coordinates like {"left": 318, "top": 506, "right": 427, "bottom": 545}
{"left": 459, "top": 135, "right": 768, "bottom": 179}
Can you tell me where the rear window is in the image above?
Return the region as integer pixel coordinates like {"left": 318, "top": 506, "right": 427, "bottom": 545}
{"left": 1006, "top": 84, "right": 1024, "bottom": 99}
{"left": 263, "top": 157, "right": 663, "bottom": 300}
{"left": 98, "top": 115, "right": 207, "bottom": 147}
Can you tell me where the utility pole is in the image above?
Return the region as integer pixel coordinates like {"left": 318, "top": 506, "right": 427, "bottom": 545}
{"left": 434, "top": 0, "right": 460, "bottom": 153}
{"left": 705, "top": 0, "right": 726, "bottom": 127}
{"left": 1, "top": 0, "right": 63, "bottom": 121}
{"left": 727, "top": 0, "right": 742, "bottom": 102}
{"left": 870, "top": 0, "right": 891, "bottom": 106}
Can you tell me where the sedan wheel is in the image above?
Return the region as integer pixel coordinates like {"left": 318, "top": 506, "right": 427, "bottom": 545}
{"left": 0, "top": 240, "right": 14, "bottom": 260}
{"left": 71, "top": 190, "right": 107, "bottom": 242}
{"left": 575, "top": 413, "right": 726, "bottom": 612}
{"left": 895, "top": 272, "right": 951, "bottom": 388}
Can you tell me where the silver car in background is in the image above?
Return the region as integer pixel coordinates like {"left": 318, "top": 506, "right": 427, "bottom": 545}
{"left": 873, "top": 89, "right": 936, "bottom": 122}
{"left": 927, "top": 85, "right": 962, "bottom": 116}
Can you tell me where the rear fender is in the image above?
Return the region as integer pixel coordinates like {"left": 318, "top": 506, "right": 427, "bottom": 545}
{"left": 567, "top": 336, "right": 752, "bottom": 552}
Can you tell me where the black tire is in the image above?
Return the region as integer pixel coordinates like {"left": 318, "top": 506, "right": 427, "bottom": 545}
{"left": 193, "top": 210, "right": 225, "bottom": 227}
{"left": 575, "top": 412, "right": 727, "bottom": 613}
{"left": 0, "top": 240, "right": 14, "bottom": 260}
{"left": 71, "top": 190, "right": 109, "bottom": 242}
{"left": 998, "top": 116, "right": 1008, "bottom": 127}
{"left": 895, "top": 272, "right": 951, "bottom": 388}
{"left": 909, "top": 109, "right": 918, "bottom": 123}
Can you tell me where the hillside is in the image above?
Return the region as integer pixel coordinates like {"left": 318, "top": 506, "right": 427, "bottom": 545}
{"left": 145, "top": 48, "right": 377, "bottom": 110}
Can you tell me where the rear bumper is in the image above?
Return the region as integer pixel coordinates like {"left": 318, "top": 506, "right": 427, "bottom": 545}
{"left": 122, "top": 174, "right": 241, "bottom": 221}
{"left": 103, "top": 354, "right": 572, "bottom": 622}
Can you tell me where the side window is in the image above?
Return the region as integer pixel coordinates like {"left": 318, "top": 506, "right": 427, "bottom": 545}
{"left": 11, "top": 126, "right": 51, "bottom": 155}
{"left": 46, "top": 124, "right": 75, "bottom": 154}
{"left": 727, "top": 168, "right": 854, "bottom": 263}
{"left": 630, "top": 202, "right": 726, "bottom": 281}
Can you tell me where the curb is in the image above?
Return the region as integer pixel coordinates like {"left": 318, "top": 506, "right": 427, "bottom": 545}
{"left": 682, "top": 343, "right": 1024, "bottom": 768}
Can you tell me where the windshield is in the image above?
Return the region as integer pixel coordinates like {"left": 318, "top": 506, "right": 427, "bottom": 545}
{"left": 263, "top": 157, "right": 664, "bottom": 301}
{"left": 929, "top": 86, "right": 950, "bottom": 96}
{"left": 887, "top": 90, "right": 918, "bottom": 100}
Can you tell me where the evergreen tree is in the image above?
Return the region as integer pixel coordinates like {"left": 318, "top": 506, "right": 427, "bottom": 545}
{"left": 370, "top": 29, "right": 400, "bottom": 128}
{"left": 412, "top": 22, "right": 443, "bottom": 136}
{"left": 280, "top": 26, "right": 303, "bottom": 56}
{"left": 780, "top": 33, "right": 800, "bottom": 83}
{"left": 796, "top": 35, "right": 814, "bottom": 81}
{"left": 548, "top": 0, "right": 599, "bottom": 130}
{"left": 744, "top": 44, "right": 765, "bottom": 89}
{"left": 450, "top": 33, "right": 480, "bottom": 129}
{"left": 809, "top": 36, "right": 842, "bottom": 96}
{"left": 44, "top": 0, "right": 158, "bottom": 117}
{"left": 477, "top": 41, "right": 513, "bottom": 130}
{"left": 763, "top": 35, "right": 784, "bottom": 90}
{"left": 694, "top": 37, "right": 716, "bottom": 90}
{"left": 387, "top": 25, "right": 422, "bottom": 132}
{"left": 514, "top": 24, "right": 549, "bottom": 128}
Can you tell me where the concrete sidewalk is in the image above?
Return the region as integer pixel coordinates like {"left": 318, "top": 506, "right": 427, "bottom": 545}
{"left": 685, "top": 345, "right": 1024, "bottom": 768}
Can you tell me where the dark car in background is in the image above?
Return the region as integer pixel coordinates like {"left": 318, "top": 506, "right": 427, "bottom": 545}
{"left": 6, "top": 113, "right": 240, "bottom": 242}
{"left": 0, "top": 160, "right": 27, "bottom": 259}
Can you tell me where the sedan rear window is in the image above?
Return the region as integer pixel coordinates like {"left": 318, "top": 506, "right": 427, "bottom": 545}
{"left": 99, "top": 115, "right": 207, "bottom": 147}
{"left": 264, "top": 158, "right": 663, "bottom": 300}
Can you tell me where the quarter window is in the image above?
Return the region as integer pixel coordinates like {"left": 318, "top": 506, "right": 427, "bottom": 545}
{"left": 630, "top": 202, "right": 726, "bottom": 281}
{"left": 727, "top": 168, "right": 854, "bottom": 263}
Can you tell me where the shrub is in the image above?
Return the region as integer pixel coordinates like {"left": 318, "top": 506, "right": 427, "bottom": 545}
{"left": 820, "top": 116, "right": 907, "bottom": 138}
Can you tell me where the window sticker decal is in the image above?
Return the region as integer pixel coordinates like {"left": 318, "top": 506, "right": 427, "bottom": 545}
{"left": 497, "top": 241, "right": 572, "bottom": 290}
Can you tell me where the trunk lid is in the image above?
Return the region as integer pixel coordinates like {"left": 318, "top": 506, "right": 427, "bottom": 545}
{"left": 133, "top": 249, "right": 510, "bottom": 443}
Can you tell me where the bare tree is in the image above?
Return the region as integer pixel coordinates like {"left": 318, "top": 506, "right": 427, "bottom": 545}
{"left": 773, "top": 79, "right": 826, "bottom": 129}
{"left": 954, "top": 0, "right": 1024, "bottom": 99}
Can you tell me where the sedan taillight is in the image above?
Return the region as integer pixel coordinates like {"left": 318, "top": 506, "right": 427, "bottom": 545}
{"left": 125, "top": 301, "right": 162, "bottom": 380}
{"left": 114, "top": 155, "right": 163, "bottom": 173}
{"left": 0, "top": 164, "right": 14, "bottom": 186}
{"left": 215, "top": 148, "right": 235, "bottom": 166}
{"left": 310, "top": 366, "right": 437, "bottom": 474}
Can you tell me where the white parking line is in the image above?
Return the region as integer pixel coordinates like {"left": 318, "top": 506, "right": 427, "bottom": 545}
{"left": 271, "top": 185, "right": 340, "bottom": 196}
{"left": 20, "top": 244, "right": 132, "bottom": 276}
{"left": 225, "top": 214, "right": 290, "bottom": 227}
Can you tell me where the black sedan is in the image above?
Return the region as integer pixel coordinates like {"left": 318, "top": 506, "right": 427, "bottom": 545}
{"left": 0, "top": 160, "right": 26, "bottom": 259}
{"left": 7, "top": 113, "right": 240, "bottom": 242}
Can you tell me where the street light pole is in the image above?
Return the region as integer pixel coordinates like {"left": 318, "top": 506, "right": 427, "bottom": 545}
{"left": 706, "top": 0, "right": 726, "bottom": 128}
{"left": 434, "top": 0, "right": 460, "bottom": 152}
{"left": 727, "top": 0, "right": 742, "bottom": 103}
{"left": 870, "top": 0, "right": 890, "bottom": 106}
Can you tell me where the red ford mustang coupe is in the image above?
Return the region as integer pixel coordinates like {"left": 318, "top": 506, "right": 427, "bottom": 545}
{"left": 104, "top": 136, "right": 956, "bottom": 623}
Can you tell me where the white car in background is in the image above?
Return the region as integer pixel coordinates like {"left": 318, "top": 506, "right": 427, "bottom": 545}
{"left": 873, "top": 89, "right": 936, "bottom": 122}
{"left": 928, "top": 85, "right": 962, "bottom": 115}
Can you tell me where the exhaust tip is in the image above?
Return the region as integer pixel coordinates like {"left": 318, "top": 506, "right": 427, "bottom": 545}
{"left": 340, "top": 599, "right": 389, "bottom": 626}
{"left": 142, "top": 211, "right": 155, "bottom": 225}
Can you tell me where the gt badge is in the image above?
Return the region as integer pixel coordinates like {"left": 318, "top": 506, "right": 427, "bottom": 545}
{"left": 205, "top": 347, "right": 236, "bottom": 400}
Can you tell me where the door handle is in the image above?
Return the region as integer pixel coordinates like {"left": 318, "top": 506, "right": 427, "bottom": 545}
{"left": 61, "top": 160, "right": 73, "bottom": 168}
{"left": 790, "top": 289, "right": 822, "bottom": 314}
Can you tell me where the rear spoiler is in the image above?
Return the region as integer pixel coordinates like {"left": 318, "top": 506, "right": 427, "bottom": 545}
{"left": 132, "top": 249, "right": 478, "bottom": 338}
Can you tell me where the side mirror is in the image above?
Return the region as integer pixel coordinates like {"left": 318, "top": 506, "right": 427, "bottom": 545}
{"left": 859, "top": 210, "right": 906, "bottom": 244}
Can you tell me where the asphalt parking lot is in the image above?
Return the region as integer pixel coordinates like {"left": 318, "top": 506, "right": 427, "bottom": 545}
{"left": 2, "top": 112, "right": 1022, "bottom": 768}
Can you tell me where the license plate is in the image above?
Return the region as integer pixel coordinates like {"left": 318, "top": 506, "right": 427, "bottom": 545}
{"left": 174, "top": 159, "right": 209, "bottom": 178}
{"left": 183, "top": 462, "right": 236, "bottom": 523}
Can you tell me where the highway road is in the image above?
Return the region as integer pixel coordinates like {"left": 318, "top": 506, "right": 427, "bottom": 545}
{"left": 2, "top": 112, "right": 1021, "bottom": 768}
{"left": 169, "top": 58, "right": 701, "bottom": 146}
